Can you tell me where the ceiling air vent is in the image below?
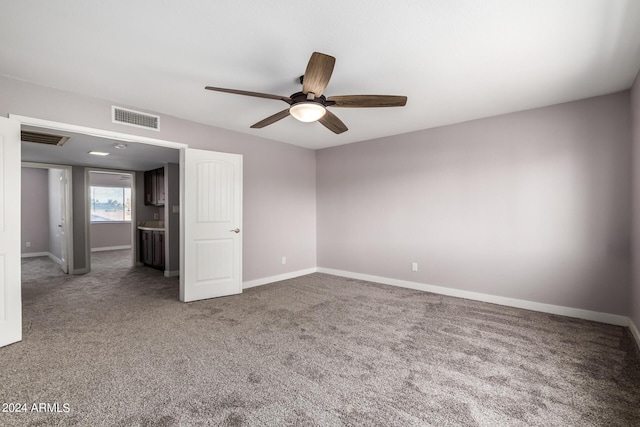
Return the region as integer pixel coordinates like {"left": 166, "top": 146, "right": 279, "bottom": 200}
{"left": 112, "top": 106, "right": 160, "bottom": 131}
{"left": 21, "top": 130, "right": 70, "bottom": 146}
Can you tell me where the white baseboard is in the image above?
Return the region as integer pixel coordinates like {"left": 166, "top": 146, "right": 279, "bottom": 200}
{"left": 629, "top": 318, "right": 640, "bottom": 350}
{"left": 21, "top": 251, "right": 66, "bottom": 269}
{"left": 243, "top": 268, "right": 318, "bottom": 290}
{"left": 164, "top": 270, "right": 180, "bottom": 278}
{"left": 317, "top": 268, "right": 629, "bottom": 327}
{"left": 91, "top": 245, "right": 131, "bottom": 252}
{"left": 21, "top": 252, "right": 49, "bottom": 258}
{"left": 48, "top": 253, "right": 63, "bottom": 265}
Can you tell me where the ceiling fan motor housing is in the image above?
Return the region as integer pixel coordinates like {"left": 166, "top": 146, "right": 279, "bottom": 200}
{"left": 289, "top": 91, "right": 335, "bottom": 107}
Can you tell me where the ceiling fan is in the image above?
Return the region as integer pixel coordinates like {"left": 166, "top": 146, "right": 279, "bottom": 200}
{"left": 205, "top": 52, "right": 407, "bottom": 134}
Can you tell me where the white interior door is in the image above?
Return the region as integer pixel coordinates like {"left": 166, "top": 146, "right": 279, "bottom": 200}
{"left": 181, "top": 148, "right": 242, "bottom": 302}
{"left": 0, "top": 117, "right": 22, "bottom": 348}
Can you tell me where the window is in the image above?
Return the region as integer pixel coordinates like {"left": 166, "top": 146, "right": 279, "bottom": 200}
{"left": 90, "top": 186, "right": 131, "bottom": 222}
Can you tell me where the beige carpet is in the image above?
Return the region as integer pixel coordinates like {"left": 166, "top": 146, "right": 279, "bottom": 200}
{"left": 2, "top": 252, "right": 639, "bottom": 426}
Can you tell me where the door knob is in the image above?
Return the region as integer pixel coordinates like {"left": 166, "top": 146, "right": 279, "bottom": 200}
{"left": 230, "top": 228, "right": 240, "bottom": 233}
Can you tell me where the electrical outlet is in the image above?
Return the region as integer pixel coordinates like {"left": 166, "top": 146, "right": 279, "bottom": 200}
{"left": 153, "top": 213, "right": 159, "bottom": 220}
{"left": 411, "top": 262, "right": 418, "bottom": 272}
{"left": 26, "top": 241, "right": 31, "bottom": 248}
{"left": 281, "top": 256, "right": 286, "bottom": 265}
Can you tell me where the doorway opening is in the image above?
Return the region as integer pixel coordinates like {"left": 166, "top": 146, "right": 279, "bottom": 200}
{"left": 4, "top": 114, "right": 246, "bottom": 348}
{"left": 13, "top": 113, "right": 244, "bottom": 301}
{"left": 19, "top": 121, "right": 181, "bottom": 282}
{"left": 88, "top": 170, "right": 135, "bottom": 270}
{"left": 20, "top": 162, "right": 73, "bottom": 279}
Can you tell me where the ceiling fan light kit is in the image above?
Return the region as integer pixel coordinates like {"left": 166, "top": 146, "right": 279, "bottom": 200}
{"left": 289, "top": 102, "right": 326, "bottom": 122}
{"left": 205, "top": 52, "right": 407, "bottom": 134}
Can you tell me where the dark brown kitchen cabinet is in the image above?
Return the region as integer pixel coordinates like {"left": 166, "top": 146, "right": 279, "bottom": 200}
{"left": 144, "top": 167, "right": 165, "bottom": 206}
{"left": 144, "top": 171, "right": 153, "bottom": 205}
{"left": 155, "top": 168, "right": 165, "bottom": 205}
{"left": 152, "top": 231, "right": 164, "bottom": 269}
{"left": 140, "top": 230, "right": 153, "bottom": 265}
{"left": 139, "top": 229, "right": 164, "bottom": 270}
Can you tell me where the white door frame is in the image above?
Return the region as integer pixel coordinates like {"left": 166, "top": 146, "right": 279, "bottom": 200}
{"left": 9, "top": 114, "right": 188, "bottom": 280}
{"left": 21, "top": 162, "right": 74, "bottom": 274}
{"left": 86, "top": 168, "right": 136, "bottom": 272}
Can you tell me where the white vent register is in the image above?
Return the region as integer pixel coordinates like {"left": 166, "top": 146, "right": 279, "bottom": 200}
{"left": 112, "top": 106, "right": 160, "bottom": 131}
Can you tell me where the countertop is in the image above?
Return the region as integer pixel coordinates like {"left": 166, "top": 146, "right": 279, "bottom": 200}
{"left": 137, "top": 220, "right": 164, "bottom": 231}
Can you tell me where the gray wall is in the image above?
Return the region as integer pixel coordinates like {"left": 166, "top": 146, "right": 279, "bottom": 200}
{"left": 11, "top": 74, "right": 635, "bottom": 320}
{"left": 72, "top": 166, "right": 87, "bottom": 272}
{"left": 47, "top": 168, "right": 63, "bottom": 260}
{"left": 1, "top": 76, "right": 316, "bottom": 282}
{"left": 317, "top": 92, "right": 632, "bottom": 315}
{"left": 90, "top": 223, "right": 132, "bottom": 250}
{"left": 632, "top": 73, "right": 640, "bottom": 329}
{"left": 21, "top": 168, "right": 49, "bottom": 254}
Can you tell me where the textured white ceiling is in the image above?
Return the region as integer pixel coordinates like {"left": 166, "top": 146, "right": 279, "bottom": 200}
{"left": 1, "top": 0, "right": 640, "bottom": 149}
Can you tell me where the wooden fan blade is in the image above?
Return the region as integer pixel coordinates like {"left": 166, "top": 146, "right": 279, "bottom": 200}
{"left": 205, "top": 86, "right": 292, "bottom": 104}
{"left": 250, "top": 109, "right": 290, "bottom": 129}
{"left": 327, "top": 95, "right": 407, "bottom": 108}
{"left": 302, "top": 52, "right": 336, "bottom": 97}
{"left": 318, "top": 110, "right": 348, "bottom": 134}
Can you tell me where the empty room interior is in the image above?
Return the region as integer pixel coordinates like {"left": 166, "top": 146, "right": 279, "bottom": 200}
{"left": 1, "top": 1, "right": 640, "bottom": 425}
